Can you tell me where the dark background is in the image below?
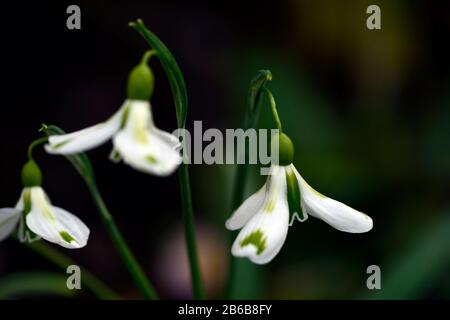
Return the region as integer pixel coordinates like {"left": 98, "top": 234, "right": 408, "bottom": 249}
{"left": 0, "top": 0, "right": 449, "bottom": 299}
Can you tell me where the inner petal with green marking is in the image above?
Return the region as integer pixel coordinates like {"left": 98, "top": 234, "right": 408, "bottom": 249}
{"left": 59, "top": 231, "right": 77, "bottom": 244}
{"left": 146, "top": 155, "right": 158, "bottom": 164}
{"left": 239, "top": 229, "right": 267, "bottom": 255}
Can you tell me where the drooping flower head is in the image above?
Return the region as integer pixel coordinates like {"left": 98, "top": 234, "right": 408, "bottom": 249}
{"left": 0, "top": 160, "right": 89, "bottom": 248}
{"left": 227, "top": 127, "right": 373, "bottom": 264}
{"left": 45, "top": 51, "right": 182, "bottom": 176}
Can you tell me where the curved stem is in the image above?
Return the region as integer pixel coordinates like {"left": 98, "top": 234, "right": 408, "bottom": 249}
{"left": 86, "top": 179, "right": 159, "bottom": 300}
{"left": 141, "top": 49, "right": 158, "bottom": 64}
{"left": 40, "top": 125, "right": 159, "bottom": 300}
{"left": 27, "top": 137, "right": 48, "bottom": 160}
{"left": 18, "top": 237, "right": 120, "bottom": 300}
{"left": 263, "top": 88, "right": 283, "bottom": 131}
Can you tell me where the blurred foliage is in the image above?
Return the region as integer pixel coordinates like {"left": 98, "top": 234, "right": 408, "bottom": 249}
{"left": 365, "top": 210, "right": 450, "bottom": 299}
{"left": 0, "top": 272, "right": 77, "bottom": 299}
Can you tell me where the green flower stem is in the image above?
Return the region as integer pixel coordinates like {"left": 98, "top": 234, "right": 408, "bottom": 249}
{"left": 18, "top": 237, "right": 120, "bottom": 299}
{"left": 179, "top": 164, "right": 205, "bottom": 299}
{"left": 226, "top": 70, "right": 272, "bottom": 299}
{"left": 263, "top": 88, "right": 283, "bottom": 131}
{"left": 141, "top": 49, "right": 158, "bottom": 64}
{"left": 41, "top": 125, "right": 159, "bottom": 300}
{"left": 85, "top": 179, "right": 159, "bottom": 300}
{"left": 130, "top": 19, "right": 205, "bottom": 299}
{"left": 27, "top": 136, "right": 48, "bottom": 160}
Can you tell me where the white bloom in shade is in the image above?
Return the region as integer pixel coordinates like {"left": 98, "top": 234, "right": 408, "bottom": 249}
{"left": 0, "top": 187, "right": 90, "bottom": 249}
{"left": 45, "top": 100, "right": 182, "bottom": 176}
{"left": 226, "top": 166, "right": 289, "bottom": 264}
{"left": 226, "top": 163, "right": 373, "bottom": 264}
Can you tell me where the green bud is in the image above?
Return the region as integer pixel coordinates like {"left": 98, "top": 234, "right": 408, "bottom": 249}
{"left": 21, "top": 160, "right": 42, "bottom": 187}
{"left": 272, "top": 132, "right": 294, "bottom": 166}
{"left": 127, "top": 53, "right": 155, "bottom": 101}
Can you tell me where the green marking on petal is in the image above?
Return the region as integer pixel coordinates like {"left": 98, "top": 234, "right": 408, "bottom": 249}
{"left": 41, "top": 205, "right": 56, "bottom": 222}
{"left": 264, "top": 198, "right": 276, "bottom": 213}
{"left": 120, "top": 105, "right": 130, "bottom": 129}
{"left": 23, "top": 189, "right": 32, "bottom": 215}
{"left": 51, "top": 138, "right": 73, "bottom": 150}
{"left": 307, "top": 184, "right": 327, "bottom": 199}
{"left": 145, "top": 155, "right": 158, "bottom": 164}
{"left": 34, "top": 190, "right": 57, "bottom": 223}
{"left": 300, "top": 175, "right": 327, "bottom": 199}
{"left": 240, "top": 229, "right": 267, "bottom": 255}
{"left": 59, "top": 231, "right": 77, "bottom": 243}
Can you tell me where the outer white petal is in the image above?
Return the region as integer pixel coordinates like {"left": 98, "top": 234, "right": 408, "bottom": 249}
{"left": 112, "top": 101, "right": 182, "bottom": 176}
{"left": 152, "top": 128, "right": 181, "bottom": 151}
{"left": 25, "top": 187, "right": 89, "bottom": 249}
{"left": 226, "top": 185, "right": 266, "bottom": 231}
{"left": 45, "top": 101, "right": 129, "bottom": 154}
{"left": 231, "top": 166, "right": 289, "bottom": 264}
{"left": 0, "top": 208, "right": 20, "bottom": 241}
{"left": 291, "top": 165, "right": 373, "bottom": 233}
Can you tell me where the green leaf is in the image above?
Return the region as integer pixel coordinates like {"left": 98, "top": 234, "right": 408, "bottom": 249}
{"left": 0, "top": 272, "right": 78, "bottom": 299}
{"left": 129, "top": 19, "right": 188, "bottom": 128}
{"left": 246, "top": 70, "right": 272, "bottom": 129}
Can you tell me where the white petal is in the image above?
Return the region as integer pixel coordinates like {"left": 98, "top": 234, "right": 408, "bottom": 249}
{"left": 45, "top": 101, "right": 129, "bottom": 154}
{"left": 226, "top": 186, "right": 266, "bottom": 230}
{"left": 25, "top": 187, "right": 89, "bottom": 249}
{"left": 152, "top": 128, "right": 181, "bottom": 150}
{"left": 231, "top": 166, "right": 289, "bottom": 264}
{"left": 112, "top": 101, "right": 182, "bottom": 176}
{"left": 0, "top": 208, "right": 20, "bottom": 241}
{"left": 291, "top": 165, "right": 373, "bottom": 233}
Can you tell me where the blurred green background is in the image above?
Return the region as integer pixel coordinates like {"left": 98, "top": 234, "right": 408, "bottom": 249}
{"left": 0, "top": 0, "right": 449, "bottom": 299}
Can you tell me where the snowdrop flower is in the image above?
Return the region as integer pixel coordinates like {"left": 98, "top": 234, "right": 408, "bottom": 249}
{"left": 0, "top": 160, "right": 89, "bottom": 248}
{"left": 45, "top": 51, "right": 182, "bottom": 176}
{"left": 226, "top": 133, "right": 373, "bottom": 264}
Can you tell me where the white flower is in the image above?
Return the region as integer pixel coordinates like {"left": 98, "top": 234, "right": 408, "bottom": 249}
{"left": 226, "top": 164, "right": 372, "bottom": 264}
{"left": 0, "top": 187, "right": 89, "bottom": 249}
{"left": 226, "top": 166, "right": 289, "bottom": 264}
{"left": 45, "top": 100, "right": 182, "bottom": 176}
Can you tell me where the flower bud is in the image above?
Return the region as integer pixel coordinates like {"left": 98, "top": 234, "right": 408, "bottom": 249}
{"left": 272, "top": 132, "right": 294, "bottom": 166}
{"left": 21, "top": 160, "right": 42, "bottom": 187}
{"left": 127, "top": 56, "right": 155, "bottom": 101}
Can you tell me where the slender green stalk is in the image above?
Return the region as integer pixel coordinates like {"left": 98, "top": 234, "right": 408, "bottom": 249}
{"left": 42, "top": 125, "right": 159, "bottom": 300}
{"left": 130, "top": 19, "right": 205, "bottom": 299}
{"left": 179, "top": 164, "right": 204, "bottom": 299}
{"left": 86, "top": 179, "right": 159, "bottom": 300}
{"left": 141, "top": 49, "right": 158, "bottom": 64}
{"left": 263, "top": 88, "right": 283, "bottom": 131}
{"left": 19, "top": 238, "right": 120, "bottom": 299}
{"left": 27, "top": 137, "right": 48, "bottom": 160}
